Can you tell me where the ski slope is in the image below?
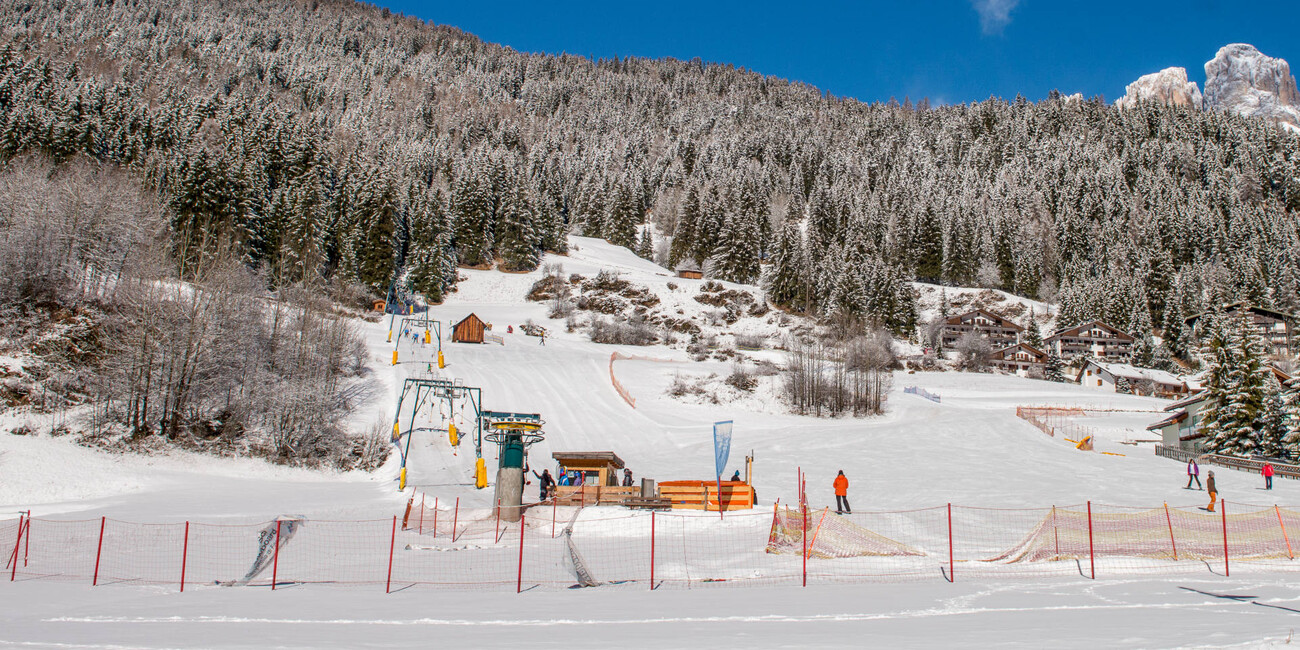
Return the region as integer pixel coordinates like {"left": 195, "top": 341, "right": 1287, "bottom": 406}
{"left": 5, "top": 237, "right": 1300, "bottom": 648}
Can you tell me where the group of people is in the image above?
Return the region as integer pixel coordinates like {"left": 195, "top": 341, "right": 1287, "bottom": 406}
{"left": 401, "top": 327, "right": 426, "bottom": 347}
{"left": 1187, "top": 458, "right": 1280, "bottom": 513}
{"left": 529, "top": 468, "right": 636, "bottom": 501}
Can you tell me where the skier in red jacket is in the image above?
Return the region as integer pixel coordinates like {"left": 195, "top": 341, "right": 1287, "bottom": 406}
{"left": 1263, "top": 463, "right": 1275, "bottom": 490}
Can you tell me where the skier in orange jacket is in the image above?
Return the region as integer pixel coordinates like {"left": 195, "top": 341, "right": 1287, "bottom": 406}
{"left": 833, "top": 470, "right": 851, "bottom": 515}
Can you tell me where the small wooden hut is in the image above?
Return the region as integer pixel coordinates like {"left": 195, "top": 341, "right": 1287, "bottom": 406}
{"left": 674, "top": 260, "right": 703, "bottom": 280}
{"left": 452, "top": 313, "right": 486, "bottom": 343}
{"left": 553, "top": 451, "right": 625, "bottom": 486}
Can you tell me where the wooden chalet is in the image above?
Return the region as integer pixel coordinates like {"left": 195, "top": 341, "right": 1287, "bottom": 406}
{"left": 451, "top": 313, "right": 486, "bottom": 344}
{"left": 1076, "top": 360, "right": 1190, "bottom": 399}
{"left": 1185, "top": 302, "right": 1296, "bottom": 358}
{"left": 674, "top": 260, "right": 703, "bottom": 280}
{"left": 990, "top": 343, "right": 1048, "bottom": 378}
{"left": 1044, "top": 320, "right": 1134, "bottom": 361}
{"left": 940, "top": 309, "right": 1024, "bottom": 349}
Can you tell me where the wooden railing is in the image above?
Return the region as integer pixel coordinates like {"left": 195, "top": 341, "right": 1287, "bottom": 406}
{"left": 552, "top": 485, "right": 638, "bottom": 506}
{"left": 550, "top": 482, "right": 759, "bottom": 511}
{"left": 1154, "top": 444, "right": 1300, "bottom": 480}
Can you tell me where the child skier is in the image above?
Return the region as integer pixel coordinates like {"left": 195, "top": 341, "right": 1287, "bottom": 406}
{"left": 1206, "top": 471, "right": 1218, "bottom": 512}
{"left": 1263, "top": 462, "right": 1274, "bottom": 490}
{"left": 1186, "top": 459, "right": 1201, "bottom": 489}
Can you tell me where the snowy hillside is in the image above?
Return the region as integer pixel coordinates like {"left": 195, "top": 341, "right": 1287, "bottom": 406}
{"left": 6, "top": 237, "right": 1300, "bottom": 648}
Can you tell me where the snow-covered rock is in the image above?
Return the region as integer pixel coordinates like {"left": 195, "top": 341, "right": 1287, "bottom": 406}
{"left": 1203, "top": 43, "right": 1300, "bottom": 128}
{"left": 1115, "top": 67, "right": 1202, "bottom": 110}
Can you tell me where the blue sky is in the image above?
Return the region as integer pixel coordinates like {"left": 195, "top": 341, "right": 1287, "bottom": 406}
{"left": 377, "top": 1, "right": 1299, "bottom": 105}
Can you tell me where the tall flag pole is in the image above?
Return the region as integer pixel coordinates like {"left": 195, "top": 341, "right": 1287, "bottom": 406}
{"left": 713, "top": 420, "right": 733, "bottom": 519}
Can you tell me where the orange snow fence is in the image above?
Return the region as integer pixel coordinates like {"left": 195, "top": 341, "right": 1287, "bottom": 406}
{"left": 608, "top": 352, "right": 672, "bottom": 409}
{"left": 11, "top": 499, "right": 1300, "bottom": 593}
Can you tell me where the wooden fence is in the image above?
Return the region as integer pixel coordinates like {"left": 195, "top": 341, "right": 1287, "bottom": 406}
{"left": 1154, "top": 445, "right": 1300, "bottom": 481}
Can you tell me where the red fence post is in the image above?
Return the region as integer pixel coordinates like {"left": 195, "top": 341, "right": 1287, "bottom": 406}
{"left": 495, "top": 499, "right": 501, "bottom": 544}
{"left": 418, "top": 493, "right": 425, "bottom": 535}
{"left": 1086, "top": 501, "right": 1095, "bottom": 580}
{"left": 1276, "top": 505, "right": 1293, "bottom": 560}
{"left": 92, "top": 516, "right": 106, "bottom": 586}
{"left": 386, "top": 515, "right": 397, "bottom": 594}
{"left": 1221, "top": 500, "right": 1229, "bottom": 577}
{"left": 433, "top": 497, "right": 438, "bottom": 539}
{"left": 1164, "top": 503, "right": 1178, "bottom": 561}
{"left": 947, "top": 503, "right": 954, "bottom": 583}
{"left": 650, "top": 511, "right": 656, "bottom": 591}
{"left": 801, "top": 502, "right": 808, "bottom": 587}
{"left": 22, "top": 510, "right": 29, "bottom": 567}
{"left": 452, "top": 498, "right": 460, "bottom": 542}
{"left": 552, "top": 497, "right": 557, "bottom": 539}
{"left": 516, "top": 513, "right": 526, "bottom": 594}
{"left": 271, "top": 519, "right": 282, "bottom": 591}
{"left": 9, "top": 512, "right": 25, "bottom": 581}
{"left": 180, "top": 521, "right": 189, "bottom": 592}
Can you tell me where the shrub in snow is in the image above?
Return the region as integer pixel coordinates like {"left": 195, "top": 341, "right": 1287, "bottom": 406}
{"left": 588, "top": 317, "right": 657, "bottom": 346}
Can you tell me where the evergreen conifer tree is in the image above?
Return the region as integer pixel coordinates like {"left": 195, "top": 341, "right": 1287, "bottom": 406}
{"left": 1044, "top": 352, "right": 1067, "bottom": 382}
{"left": 1022, "top": 311, "right": 1043, "bottom": 348}
{"left": 1200, "top": 311, "right": 1270, "bottom": 456}
{"left": 496, "top": 182, "right": 541, "bottom": 272}
{"left": 451, "top": 169, "right": 494, "bottom": 267}
{"left": 635, "top": 225, "right": 653, "bottom": 260}
{"left": 1259, "top": 376, "right": 1288, "bottom": 458}
{"left": 766, "top": 218, "right": 805, "bottom": 309}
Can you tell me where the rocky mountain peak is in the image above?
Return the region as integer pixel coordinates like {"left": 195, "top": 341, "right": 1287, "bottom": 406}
{"left": 1203, "top": 43, "right": 1300, "bottom": 128}
{"left": 1115, "top": 67, "right": 1202, "bottom": 110}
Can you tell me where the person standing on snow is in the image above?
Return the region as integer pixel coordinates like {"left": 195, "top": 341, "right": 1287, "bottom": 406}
{"left": 531, "top": 469, "right": 555, "bottom": 501}
{"left": 833, "top": 470, "right": 851, "bottom": 515}
{"left": 1206, "top": 471, "right": 1218, "bottom": 512}
{"left": 1186, "top": 459, "right": 1201, "bottom": 490}
{"left": 1263, "top": 462, "right": 1275, "bottom": 490}
{"left": 539, "top": 333, "right": 546, "bottom": 346}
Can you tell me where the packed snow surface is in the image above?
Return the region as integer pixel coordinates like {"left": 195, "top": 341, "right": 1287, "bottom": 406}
{"left": 4, "top": 236, "right": 1299, "bottom": 648}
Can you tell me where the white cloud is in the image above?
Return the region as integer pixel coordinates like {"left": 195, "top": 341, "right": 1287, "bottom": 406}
{"left": 971, "top": 0, "right": 1020, "bottom": 35}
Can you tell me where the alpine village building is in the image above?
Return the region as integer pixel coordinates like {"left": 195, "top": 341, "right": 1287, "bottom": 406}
{"left": 940, "top": 310, "right": 1024, "bottom": 349}
{"left": 1147, "top": 366, "right": 1294, "bottom": 452}
{"left": 1184, "top": 302, "right": 1296, "bottom": 359}
{"left": 990, "top": 343, "right": 1049, "bottom": 378}
{"left": 1043, "top": 320, "right": 1134, "bottom": 361}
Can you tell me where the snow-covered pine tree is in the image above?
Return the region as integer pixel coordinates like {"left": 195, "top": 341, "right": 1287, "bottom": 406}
{"left": 496, "top": 181, "right": 541, "bottom": 272}
{"left": 668, "top": 184, "right": 701, "bottom": 268}
{"left": 1044, "top": 352, "right": 1067, "bottom": 382}
{"left": 451, "top": 167, "right": 494, "bottom": 267}
{"left": 1022, "top": 311, "right": 1043, "bottom": 348}
{"left": 405, "top": 187, "right": 456, "bottom": 301}
{"left": 635, "top": 225, "right": 653, "bottom": 260}
{"left": 1282, "top": 377, "right": 1300, "bottom": 457}
{"left": 1259, "top": 375, "right": 1289, "bottom": 458}
{"left": 1199, "top": 310, "right": 1269, "bottom": 456}
{"left": 710, "top": 210, "right": 761, "bottom": 284}
{"left": 766, "top": 217, "right": 805, "bottom": 310}
{"left": 603, "top": 180, "right": 640, "bottom": 249}
{"left": 1115, "top": 376, "right": 1132, "bottom": 394}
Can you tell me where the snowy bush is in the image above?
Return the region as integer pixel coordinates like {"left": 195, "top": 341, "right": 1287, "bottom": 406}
{"left": 588, "top": 317, "right": 658, "bottom": 346}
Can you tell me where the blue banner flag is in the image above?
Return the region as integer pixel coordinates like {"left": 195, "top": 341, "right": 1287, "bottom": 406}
{"left": 713, "top": 420, "right": 733, "bottom": 480}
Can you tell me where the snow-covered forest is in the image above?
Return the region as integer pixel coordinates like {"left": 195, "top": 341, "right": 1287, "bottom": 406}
{"left": 0, "top": 0, "right": 1298, "bottom": 454}
{"left": 0, "top": 0, "right": 1295, "bottom": 339}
